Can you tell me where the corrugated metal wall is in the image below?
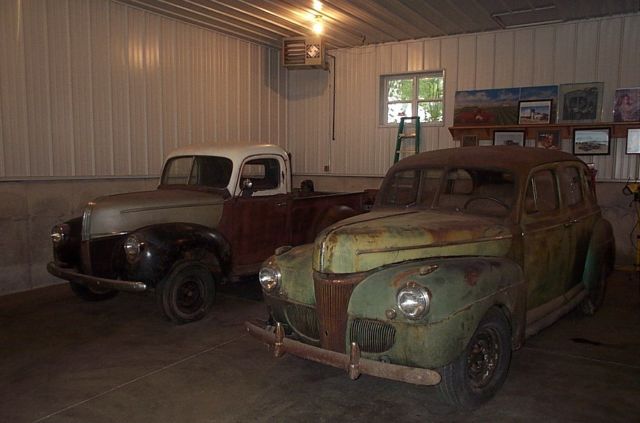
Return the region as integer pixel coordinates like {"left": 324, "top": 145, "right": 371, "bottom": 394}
{"left": 288, "top": 14, "right": 640, "bottom": 180}
{"left": 0, "top": 0, "right": 287, "bottom": 179}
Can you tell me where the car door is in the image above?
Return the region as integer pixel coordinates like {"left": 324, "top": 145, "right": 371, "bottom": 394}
{"left": 557, "top": 164, "right": 600, "bottom": 290}
{"left": 228, "top": 155, "right": 289, "bottom": 274}
{"left": 520, "top": 165, "right": 573, "bottom": 310}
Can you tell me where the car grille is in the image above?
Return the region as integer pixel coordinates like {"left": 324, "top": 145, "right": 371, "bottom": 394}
{"left": 81, "top": 235, "right": 124, "bottom": 278}
{"left": 285, "top": 304, "right": 320, "bottom": 341}
{"left": 313, "top": 272, "right": 366, "bottom": 353}
{"left": 349, "top": 319, "right": 396, "bottom": 353}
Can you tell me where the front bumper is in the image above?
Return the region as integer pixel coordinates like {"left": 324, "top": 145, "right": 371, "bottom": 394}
{"left": 47, "top": 262, "right": 147, "bottom": 293}
{"left": 245, "top": 319, "right": 441, "bottom": 386}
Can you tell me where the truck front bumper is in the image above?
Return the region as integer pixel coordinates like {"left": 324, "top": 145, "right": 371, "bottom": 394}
{"left": 244, "top": 320, "right": 441, "bottom": 386}
{"left": 47, "top": 262, "right": 147, "bottom": 293}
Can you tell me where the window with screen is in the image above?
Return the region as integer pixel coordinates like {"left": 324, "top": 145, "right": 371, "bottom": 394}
{"left": 380, "top": 71, "right": 444, "bottom": 125}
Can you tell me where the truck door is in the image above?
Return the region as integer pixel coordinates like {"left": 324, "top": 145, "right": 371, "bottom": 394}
{"left": 229, "top": 155, "right": 289, "bottom": 274}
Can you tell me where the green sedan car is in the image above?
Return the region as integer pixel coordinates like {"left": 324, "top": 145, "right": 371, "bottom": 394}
{"left": 246, "top": 146, "right": 615, "bottom": 410}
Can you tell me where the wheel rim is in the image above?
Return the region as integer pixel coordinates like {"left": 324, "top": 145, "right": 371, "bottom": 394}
{"left": 467, "top": 327, "right": 501, "bottom": 389}
{"left": 175, "top": 277, "right": 205, "bottom": 316}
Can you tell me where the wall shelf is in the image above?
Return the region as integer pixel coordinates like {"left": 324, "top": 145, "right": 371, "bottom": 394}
{"left": 448, "top": 121, "right": 640, "bottom": 141}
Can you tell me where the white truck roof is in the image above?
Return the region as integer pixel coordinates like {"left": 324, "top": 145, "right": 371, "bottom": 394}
{"left": 165, "top": 143, "right": 288, "bottom": 162}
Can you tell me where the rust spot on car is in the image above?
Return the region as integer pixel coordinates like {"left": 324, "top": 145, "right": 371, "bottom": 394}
{"left": 392, "top": 269, "right": 419, "bottom": 287}
{"left": 464, "top": 268, "right": 480, "bottom": 286}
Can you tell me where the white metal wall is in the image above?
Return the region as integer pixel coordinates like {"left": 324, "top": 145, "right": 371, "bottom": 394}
{"left": 288, "top": 14, "right": 640, "bottom": 180}
{"left": 0, "top": 0, "right": 287, "bottom": 179}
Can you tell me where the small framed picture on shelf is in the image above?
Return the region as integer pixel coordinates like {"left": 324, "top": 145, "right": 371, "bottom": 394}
{"left": 518, "top": 100, "right": 552, "bottom": 124}
{"left": 626, "top": 128, "right": 640, "bottom": 154}
{"left": 535, "top": 130, "right": 561, "bottom": 150}
{"left": 461, "top": 134, "right": 478, "bottom": 147}
{"left": 493, "top": 130, "right": 525, "bottom": 146}
{"left": 572, "top": 127, "right": 610, "bottom": 156}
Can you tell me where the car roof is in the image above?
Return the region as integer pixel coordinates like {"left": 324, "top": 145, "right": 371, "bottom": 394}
{"left": 392, "top": 146, "right": 583, "bottom": 176}
{"left": 165, "top": 143, "right": 287, "bottom": 162}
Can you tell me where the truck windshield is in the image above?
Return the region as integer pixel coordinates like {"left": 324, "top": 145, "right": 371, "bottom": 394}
{"left": 161, "top": 156, "right": 233, "bottom": 189}
{"left": 380, "top": 167, "right": 514, "bottom": 216}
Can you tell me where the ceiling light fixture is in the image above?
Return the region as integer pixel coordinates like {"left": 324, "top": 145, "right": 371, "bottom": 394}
{"left": 312, "top": 15, "right": 324, "bottom": 35}
{"left": 313, "top": 0, "right": 323, "bottom": 12}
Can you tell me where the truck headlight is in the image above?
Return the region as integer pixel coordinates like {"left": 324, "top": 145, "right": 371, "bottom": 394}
{"left": 50, "top": 224, "right": 69, "bottom": 245}
{"left": 123, "top": 235, "right": 142, "bottom": 263}
{"left": 259, "top": 266, "right": 281, "bottom": 292}
{"left": 397, "top": 282, "right": 431, "bottom": 320}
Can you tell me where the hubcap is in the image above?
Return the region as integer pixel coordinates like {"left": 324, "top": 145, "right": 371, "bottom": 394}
{"left": 176, "top": 278, "right": 204, "bottom": 315}
{"left": 467, "top": 328, "right": 500, "bottom": 389}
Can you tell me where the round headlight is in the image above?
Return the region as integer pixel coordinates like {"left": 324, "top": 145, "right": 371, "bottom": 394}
{"left": 397, "top": 282, "right": 431, "bottom": 320}
{"left": 123, "top": 235, "right": 142, "bottom": 262}
{"left": 259, "top": 266, "right": 281, "bottom": 292}
{"left": 50, "top": 224, "right": 68, "bottom": 245}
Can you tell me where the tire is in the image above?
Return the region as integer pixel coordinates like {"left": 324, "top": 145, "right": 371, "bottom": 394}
{"left": 69, "top": 281, "right": 118, "bottom": 301}
{"left": 156, "top": 261, "right": 216, "bottom": 324}
{"left": 437, "top": 307, "right": 512, "bottom": 410}
{"left": 580, "top": 267, "right": 607, "bottom": 316}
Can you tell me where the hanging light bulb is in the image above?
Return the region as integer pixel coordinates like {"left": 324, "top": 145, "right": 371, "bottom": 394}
{"left": 313, "top": 1, "right": 323, "bottom": 12}
{"left": 312, "top": 15, "right": 324, "bottom": 35}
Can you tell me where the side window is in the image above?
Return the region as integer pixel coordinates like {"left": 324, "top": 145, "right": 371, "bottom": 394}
{"left": 525, "top": 170, "right": 558, "bottom": 214}
{"left": 240, "top": 158, "right": 280, "bottom": 191}
{"left": 382, "top": 170, "right": 419, "bottom": 206}
{"left": 560, "top": 166, "right": 584, "bottom": 206}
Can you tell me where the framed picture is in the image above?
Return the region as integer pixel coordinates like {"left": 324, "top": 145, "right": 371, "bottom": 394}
{"left": 572, "top": 127, "right": 610, "bottom": 156}
{"left": 559, "top": 82, "right": 604, "bottom": 122}
{"left": 493, "top": 130, "right": 525, "bottom": 146}
{"left": 536, "top": 130, "right": 561, "bottom": 150}
{"left": 461, "top": 134, "right": 478, "bottom": 147}
{"left": 519, "top": 100, "right": 552, "bottom": 124}
{"left": 626, "top": 128, "right": 640, "bottom": 154}
{"left": 614, "top": 88, "right": 640, "bottom": 122}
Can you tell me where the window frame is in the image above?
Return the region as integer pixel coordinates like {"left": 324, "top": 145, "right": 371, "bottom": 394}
{"left": 379, "top": 70, "right": 445, "bottom": 127}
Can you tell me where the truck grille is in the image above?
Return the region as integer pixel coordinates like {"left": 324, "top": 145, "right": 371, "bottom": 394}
{"left": 285, "top": 304, "right": 320, "bottom": 341}
{"left": 349, "top": 319, "right": 396, "bottom": 353}
{"left": 313, "top": 272, "right": 366, "bottom": 353}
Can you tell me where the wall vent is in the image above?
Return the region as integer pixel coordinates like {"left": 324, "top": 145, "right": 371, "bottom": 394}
{"left": 282, "top": 36, "right": 327, "bottom": 69}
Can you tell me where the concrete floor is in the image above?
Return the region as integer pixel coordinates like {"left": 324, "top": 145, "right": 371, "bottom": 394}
{"left": 1, "top": 271, "right": 639, "bottom": 423}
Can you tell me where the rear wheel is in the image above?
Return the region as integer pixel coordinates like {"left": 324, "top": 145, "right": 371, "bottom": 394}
{"left": 69, "top": 281, "right": 118, "bottom": 301}
{"left": 156, "top": 261, "right": 216, "bottom": 324}
{"left": 437, "top": 307, "right": 512, "bottom": 410}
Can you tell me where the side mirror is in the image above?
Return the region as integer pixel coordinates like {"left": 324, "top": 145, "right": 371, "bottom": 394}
{"left": 242, "top": 178, "right": 253, "bottom": 190}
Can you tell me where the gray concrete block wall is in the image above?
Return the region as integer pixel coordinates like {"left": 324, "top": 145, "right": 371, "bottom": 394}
{"left": 0, "top": 179, "right": 157, "bottom": 296}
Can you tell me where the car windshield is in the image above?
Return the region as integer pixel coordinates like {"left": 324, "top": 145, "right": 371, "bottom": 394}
{"left": 380, "top": 167, "right": 515, "bottom": 216}
{"left": 161, "top": 155, "right": 233, "bottom": 189}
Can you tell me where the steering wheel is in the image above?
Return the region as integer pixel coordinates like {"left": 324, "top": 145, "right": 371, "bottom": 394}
{"left": 463, "top": 196, "right": 509, "bottom": 210}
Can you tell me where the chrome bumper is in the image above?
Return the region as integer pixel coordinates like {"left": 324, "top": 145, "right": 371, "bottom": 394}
{"left": 244, "top": 320, "right": 441, "bottom": 386}
{"left": 47, "top": 262, "right": 147, "bottom": 293}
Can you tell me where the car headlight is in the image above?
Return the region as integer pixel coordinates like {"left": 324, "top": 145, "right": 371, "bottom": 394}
{"left": 397, "top": 282, "right": 431, "bottom": 320}
{"left": 259, "top": 265, "right": 281, "bottom": 292}
{"left": 123, "top": 235, "right": 142, "bottom": 263}
{"left": 50, "top": 224, "right": 69, "bottom": 245}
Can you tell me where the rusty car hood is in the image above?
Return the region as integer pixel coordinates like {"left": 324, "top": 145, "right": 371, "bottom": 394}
{"left": 85, "top": 189, "right": 225, "bottom": 239}
{"left": 313, "top": 209, "right": 512, "bottom": 274}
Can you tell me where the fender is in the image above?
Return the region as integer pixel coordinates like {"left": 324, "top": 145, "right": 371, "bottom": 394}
{"left": 346, "top": 256, "right": 526, "bottom": 368}
{"left": 116, "top": 222, "right": 232, "bottom": 287}
{"left": 581, "top": 217, "right": 615, "bottom": 291}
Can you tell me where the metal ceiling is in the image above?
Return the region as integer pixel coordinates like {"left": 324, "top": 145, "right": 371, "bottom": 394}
{"left": 118, "top": 0, "right": 640, "bottom": 49}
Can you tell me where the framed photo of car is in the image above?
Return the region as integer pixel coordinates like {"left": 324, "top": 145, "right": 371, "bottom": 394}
{"left": 535, "top": 130, "right": 561, "bottom": 150}
{"left": 626, "top": 128, "right": 640, "bottom": 154}
{"left": 493, "top": 130, "right": 525, "bottom": 146}
{"left": 519, "top": 100, "right": 552, "bottom": 124}
{"left": 559, "top": 82, "right": 604, "bottom": 122}
{"left": 573, "top": 127, "right": 610, "bottom": 156}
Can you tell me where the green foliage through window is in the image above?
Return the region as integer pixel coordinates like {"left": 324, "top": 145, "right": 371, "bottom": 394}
{"left": 382, "top": 71, "right": 444, "bottom": 125}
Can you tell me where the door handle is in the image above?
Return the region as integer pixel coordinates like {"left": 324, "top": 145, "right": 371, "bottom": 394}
{"left": 564, "top": 218, "right": 578, "bottom": 228}
{"left": 276, "top": 202, "right": 287, "bottom": 207}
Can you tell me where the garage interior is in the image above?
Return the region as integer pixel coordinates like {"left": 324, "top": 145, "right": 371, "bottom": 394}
{"left": 1, "top": 0, "right": 639, "bottom": 421}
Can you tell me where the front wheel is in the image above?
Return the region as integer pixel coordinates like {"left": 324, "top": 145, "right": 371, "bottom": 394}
{"left": 156, "top": 261, "right": 216, "bottom": 324}
{"left": 437, "top": 307, "right": 512, "bottom": 410}
{"left": 69, "top": 281, "right": 118, "bottom": 301}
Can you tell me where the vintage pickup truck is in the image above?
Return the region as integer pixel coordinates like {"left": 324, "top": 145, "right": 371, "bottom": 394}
{"left": 48, "top": 144, "right": 374, "bottom": 324}
{"left": 246, "top": 146, "right": 615, "bottom": 410}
